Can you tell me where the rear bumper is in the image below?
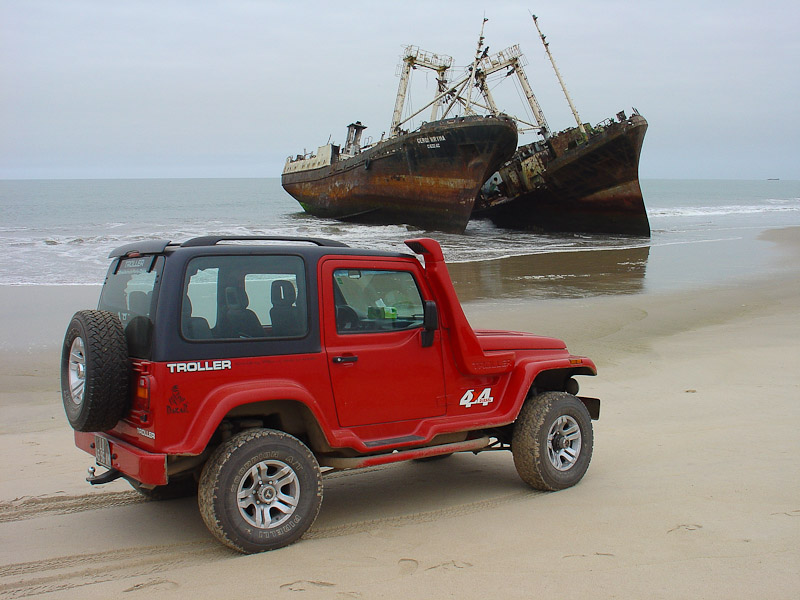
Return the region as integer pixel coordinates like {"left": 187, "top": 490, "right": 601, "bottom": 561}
{"left": 74, "top": 431, "right": 168, "bottom": 486}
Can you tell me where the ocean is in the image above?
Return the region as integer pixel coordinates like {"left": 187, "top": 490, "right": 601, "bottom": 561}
{"left": 1, "top": 178, "right": 799, "bottom": 299}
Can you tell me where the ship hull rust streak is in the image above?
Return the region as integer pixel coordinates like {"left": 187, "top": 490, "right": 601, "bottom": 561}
{"left": 282, "top": 115, "right": 518, "bottom": 233}
{"left": 477, "top": 113, "right": 649, "bottom": 236}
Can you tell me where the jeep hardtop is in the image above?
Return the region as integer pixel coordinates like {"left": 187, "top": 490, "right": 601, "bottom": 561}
{"left": 62, "top": 236, "right": 599, "bottom": 553}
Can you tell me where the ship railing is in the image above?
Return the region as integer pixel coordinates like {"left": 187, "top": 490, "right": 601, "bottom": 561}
{"left": 285, "top": 150, "right": 319, "bottom": 164}
{"left": 594, "top": 117, "right": 616, "bottom": 130}
{"left": 396, "top": 45, "right": 453, "bottom": 76}
{"left": 477, "top": 44, "right": 526, "bottom": 71}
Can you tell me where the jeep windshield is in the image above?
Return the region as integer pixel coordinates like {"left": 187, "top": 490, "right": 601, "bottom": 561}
{"left": 98, "top": 254, "right": 164, "bottom": 358}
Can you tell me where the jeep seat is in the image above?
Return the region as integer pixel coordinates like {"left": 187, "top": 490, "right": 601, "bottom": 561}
{"left": 219, "top": 287, "right": 264, "bottom": 338}
{"left": 182, "top": 296, "right": 212, "bottom": 340}
{"left": 270, "top": 280, "right": 303, "bottom": 337}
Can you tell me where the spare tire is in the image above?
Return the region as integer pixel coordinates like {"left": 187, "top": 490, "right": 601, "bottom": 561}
{"left": 61, "top": 310, "right": 130, "bottom": 432}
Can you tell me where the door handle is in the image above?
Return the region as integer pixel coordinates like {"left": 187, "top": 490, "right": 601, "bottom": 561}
{"left": 333, "top": 355, "right": 358, "bottom": 364}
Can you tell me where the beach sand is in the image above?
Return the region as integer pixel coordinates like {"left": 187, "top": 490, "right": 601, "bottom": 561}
{"left": 0, "top": 229, "right": 798, "bottom": 598}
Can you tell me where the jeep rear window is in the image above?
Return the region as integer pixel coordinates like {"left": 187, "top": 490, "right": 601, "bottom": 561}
{"left": 98, "top": 255, "right": 163, "bottom": 358}
{"left": 182, "top": 255, "right": 307, "bottom": 340}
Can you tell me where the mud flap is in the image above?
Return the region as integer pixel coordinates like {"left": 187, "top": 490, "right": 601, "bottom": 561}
{"left": 579, "top": 396, "right": 601, "bottom": 420}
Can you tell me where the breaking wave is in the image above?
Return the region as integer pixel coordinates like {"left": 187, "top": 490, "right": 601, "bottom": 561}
{"left": 649, "top": 201, "right": 799, "bottom": 219}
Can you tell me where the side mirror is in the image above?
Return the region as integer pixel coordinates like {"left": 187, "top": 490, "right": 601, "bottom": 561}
{"left": 421, "top": 300, "right": 438, "bottom": 348}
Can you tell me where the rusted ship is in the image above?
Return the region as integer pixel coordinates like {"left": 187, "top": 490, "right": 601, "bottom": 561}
{"left": 473, "top": 16, "right": 649, "bottom": 236}
{"left": 282, "top": 113, "right": 517, "bottom": 233}
{"left": 475, "top": 110, "right": 649, "bottom": 235}
{"left": 282, "top": 16, "right": 649, "bottom": 236}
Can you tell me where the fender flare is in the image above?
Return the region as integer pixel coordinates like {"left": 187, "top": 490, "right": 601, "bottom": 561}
{"left": 165, "top": 379, "right": 334, "bottom": 455}
{"left": 503, "top": 357, "right": 597, "bottom": 422}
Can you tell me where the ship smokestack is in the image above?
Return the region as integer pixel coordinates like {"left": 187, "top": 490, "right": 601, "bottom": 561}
{"left": 344, "top": 121, "right": 367, "bottom": 155}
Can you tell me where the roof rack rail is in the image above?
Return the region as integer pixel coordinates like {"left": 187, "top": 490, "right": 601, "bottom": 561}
{"left": 181, "top": 236, "right": 349, "bottom": 248}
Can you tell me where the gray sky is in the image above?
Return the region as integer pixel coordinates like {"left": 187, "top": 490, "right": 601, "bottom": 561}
{"left": 2, "top": 0, "right": 798, "bottom": 180}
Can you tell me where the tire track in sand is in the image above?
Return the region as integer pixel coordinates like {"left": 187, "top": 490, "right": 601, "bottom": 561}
{"left": 0, "top": 542, "right": 228, "bottom": 599}
{"left": 0, "top": 491, "right": 144, "bottom": 524}
{"left": 305, "top": 489, "right": 543, "bottom": 539}
{"left": 1, "top": 473, "right": 544, "bottom": 597}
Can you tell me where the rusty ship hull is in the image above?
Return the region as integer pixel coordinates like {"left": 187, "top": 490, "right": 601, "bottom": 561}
{"left": 475, "top": 112, "right": 650, "bottom": 236}
{"left": 282, "top": 115, "right": 518, "bottom": 233}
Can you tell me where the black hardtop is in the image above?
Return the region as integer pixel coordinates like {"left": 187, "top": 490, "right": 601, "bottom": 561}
{"left": 109, "top": 236, "right": 411, "bottom": 261}
{"left": 110, "top": 236, "right": 417, "bottom": 362}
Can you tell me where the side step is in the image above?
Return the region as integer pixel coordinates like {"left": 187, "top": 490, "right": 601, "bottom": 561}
{"left": 320, "top": 436, "right": 491, "bottom": 470}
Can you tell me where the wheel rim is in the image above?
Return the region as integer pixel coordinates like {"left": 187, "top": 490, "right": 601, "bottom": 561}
{"left": 237, "top": 459, "right": 300, "bottom": 529}
{"left": 547, "top": 415, "right": 582, "bottom": 471}
{"left": 68, "top": 336, "right": 86, "bottom": 406}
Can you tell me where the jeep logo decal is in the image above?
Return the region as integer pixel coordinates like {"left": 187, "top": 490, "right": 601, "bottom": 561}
{"left": 166, "top": 360, "right": 232, "bottom": 374}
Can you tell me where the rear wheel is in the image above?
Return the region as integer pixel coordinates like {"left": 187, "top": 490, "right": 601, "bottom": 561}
{"left": 512, "top": 391, "right": 593, "bottom": 491}
{"left": 198, "top": 429, "right": 322, "bottom": 553}
{"left": 60, "top": 310, "right": 129, "bottom": 432}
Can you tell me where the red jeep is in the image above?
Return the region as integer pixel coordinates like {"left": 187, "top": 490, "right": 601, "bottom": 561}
{"left": 62, "top": 236, "right": 598, "bottom": 553}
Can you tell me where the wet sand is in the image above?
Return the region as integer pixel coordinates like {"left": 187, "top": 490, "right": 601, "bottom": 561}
{"left": 0, "top": 229, "right": 798, "bottom": 598}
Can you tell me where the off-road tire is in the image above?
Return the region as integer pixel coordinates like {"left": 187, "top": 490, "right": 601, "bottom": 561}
{"left": 61, "top": 310, "right": 129, "bottom": 432}
{"left": 512, "top": 391, "right": 593, "bottom": 491}
{"left": 198, "top": 429, "right": 323, "bottom": 553}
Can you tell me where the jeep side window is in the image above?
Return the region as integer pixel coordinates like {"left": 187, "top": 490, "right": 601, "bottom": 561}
{"left": 182, "top": 255, "right": 307, "bottom": 340}
{"left": 333, "top": 269, "right": 424, "bottom": 333}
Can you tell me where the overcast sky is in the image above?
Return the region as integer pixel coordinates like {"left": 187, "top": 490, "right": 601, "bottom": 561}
{"left": 2, "top": 0, "right": 798, "bottom": 180}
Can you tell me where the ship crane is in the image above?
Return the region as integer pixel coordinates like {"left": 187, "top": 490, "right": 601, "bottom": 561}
{"left": 392, "top": 49, "right": 552, "bottom": 140}
{"left": 391, "top": 46, "right": 453, "bottom": 134}
{"left": 391, "top": 24, "right": 553, "bottom": 141}
{"left": 472, "top": 44, "right": 551, "bottom": 139}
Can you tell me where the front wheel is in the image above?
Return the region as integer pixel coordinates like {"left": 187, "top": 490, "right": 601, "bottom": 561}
{"left": 512, "top": 391, "right": 593, "bottom": 491}
{"left": 198, "top": 429, "right": 322, "bottom": 553}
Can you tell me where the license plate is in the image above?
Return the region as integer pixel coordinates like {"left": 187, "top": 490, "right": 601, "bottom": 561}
{"left": 95, "top": 435, "right": 112, "bottom": 468}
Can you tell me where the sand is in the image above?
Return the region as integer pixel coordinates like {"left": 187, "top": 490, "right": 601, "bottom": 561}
{"left": 0, "top": 230, "right": 798, "bottom": 598}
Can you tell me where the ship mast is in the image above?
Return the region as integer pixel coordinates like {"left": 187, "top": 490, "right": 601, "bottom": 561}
{"left": 532, "top": 14, "right": 586, "bottom": 136}
{"left": 463, "top": 17, "right": 489, "bottom": 115}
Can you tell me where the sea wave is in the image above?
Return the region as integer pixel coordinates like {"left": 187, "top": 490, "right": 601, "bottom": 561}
{"left": 3, "top": 178, "right": 799, "bottom": 286}
{"left": 648, "top": 203, "right": 799, "bottom": 218}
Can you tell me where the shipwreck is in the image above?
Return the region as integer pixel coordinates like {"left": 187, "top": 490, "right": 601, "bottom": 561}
{"left": 281, "top": 15, "right": 649, "bottom": 236}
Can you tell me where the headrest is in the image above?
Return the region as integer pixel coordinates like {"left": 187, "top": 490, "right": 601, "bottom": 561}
{"left": 271, "top": 280, "right": 296, "bottom": 306}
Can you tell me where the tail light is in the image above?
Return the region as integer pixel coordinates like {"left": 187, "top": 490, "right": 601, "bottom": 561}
{"left": 128, "top": 362, "right": 153, "bottom": 425}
